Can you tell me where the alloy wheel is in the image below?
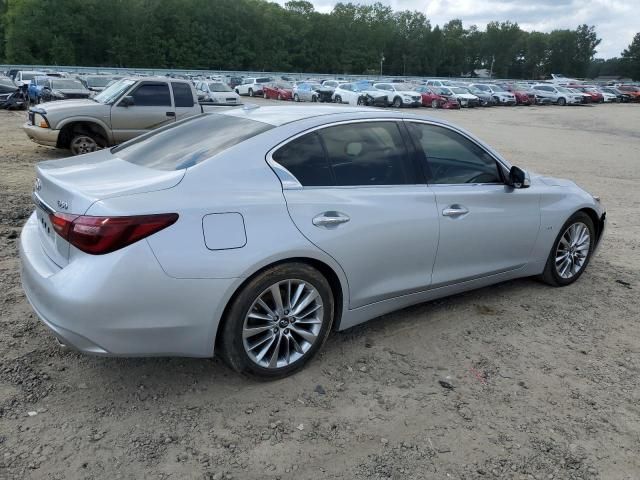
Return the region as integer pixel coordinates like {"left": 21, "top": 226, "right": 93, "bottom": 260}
{"left": 555, "top": 222, "right": 591, "bottom": 279}
{"left": 242, "top": 279, "right": 324, "bottom": 369}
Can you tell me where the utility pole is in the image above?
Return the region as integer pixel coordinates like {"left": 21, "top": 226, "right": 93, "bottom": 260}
{"left": 380, "top": 53, "right": 385, "bottom": 78}
{"left": 489, "top": 55, "right": 495, "bottom": 79}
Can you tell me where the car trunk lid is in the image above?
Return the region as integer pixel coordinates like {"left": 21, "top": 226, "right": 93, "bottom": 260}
{"left": 33, "top": 151, "right": 185, "bottom": 267}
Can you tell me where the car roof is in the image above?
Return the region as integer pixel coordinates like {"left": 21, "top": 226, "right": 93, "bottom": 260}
{"left": 218, "top": 105, "right": 449, "bottom": 127}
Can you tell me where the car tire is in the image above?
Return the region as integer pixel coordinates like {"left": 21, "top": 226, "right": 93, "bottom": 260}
{"left": 392, "top": 97, "right": 402, "bottom": 108}
{"left": 311, "top": 95, "right": 317, "bottom": 103}
{"left": 218, "top": 263, "right": 335, "bottom": 379}
{"left": 294, "top": 93, "right": 300, "bottom": 102}
{"left": 431, "top": 99, "right": 439, "bottom": 109}
{"left": 334, "top": 95, "right": 342, "bottom": 104}
{"left": 557, "top": 97, "right": 566, "bottom": 106}
{"left": 540, "top": 211, "right": 595, "bottom": 287}
{"left": 248, "top": 88, "right": 254, "bottom": 97}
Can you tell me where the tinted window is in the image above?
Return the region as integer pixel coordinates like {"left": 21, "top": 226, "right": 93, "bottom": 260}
{"left": 171, "top": 82, "right": 194, "bottom": 107}
{"left": 272, "top": 133, "right": 333, "bottom": 186}
{"left": 319, "top": 122, "right": 412, "bottom": 186}
{"left": 407, "top": 123, "right": 501, "bottom": 184}
{"left": 112, "top": 114, "right": 273, "bottom": 171}
{"left": 131, "top": 83, "right": 171, "bottom": 106}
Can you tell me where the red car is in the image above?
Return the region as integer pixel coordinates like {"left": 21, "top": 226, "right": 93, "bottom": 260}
{"left": 617, "top": 85, "right": 640, "bottom": 102}
{"left": 415, "top": 86, "right": 460, "bottom": 109}
{"left": 568, "top": 85, "right": 604, "bottom": 103}
{"left": 262, "top": 83, "right": 293, "bottom": 101}
{"left": 505, "top": 84, "right": 533, "bottom": 105}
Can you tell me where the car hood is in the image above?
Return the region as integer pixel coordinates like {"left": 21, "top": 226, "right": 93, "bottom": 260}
{"left": 31, "top": 99, "right": 111, "bottom": 124}
{"left": 455, "top": 93, "right": 477, "bottom": 99}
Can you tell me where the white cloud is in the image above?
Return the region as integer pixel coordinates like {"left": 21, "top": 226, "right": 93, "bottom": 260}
{"left": 274, "top": 0, "right": 637, "bottom": 57}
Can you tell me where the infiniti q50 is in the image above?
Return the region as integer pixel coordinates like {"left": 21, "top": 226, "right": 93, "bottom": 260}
{"left": 20, "top": 106, "right": 605, "bottom": 378}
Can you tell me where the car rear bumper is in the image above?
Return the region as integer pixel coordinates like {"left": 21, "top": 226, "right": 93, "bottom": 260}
{"left": 22, "top": 123, "right": 59, "bottom": 147}
{"left": 20, "top": 212, "right": 235, "bottom": 357}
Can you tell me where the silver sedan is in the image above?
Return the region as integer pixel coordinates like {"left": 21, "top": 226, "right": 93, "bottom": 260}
{"left": 20, "top": 106, "right": 606, "bottom": 378}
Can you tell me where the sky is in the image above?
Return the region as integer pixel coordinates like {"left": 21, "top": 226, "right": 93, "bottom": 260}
{"left": 274, "top": 0, "right": 638, "bottom": 58}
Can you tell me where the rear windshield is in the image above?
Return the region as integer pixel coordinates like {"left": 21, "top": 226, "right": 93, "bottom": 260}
{"left": 85, "top": 76, "right": 112, "bottom": 87}
{"left": 51, "top": 79, "right": 84, "bottom": 89}
{"left": 111, "top": 114, "right": 274, "bottom": 170}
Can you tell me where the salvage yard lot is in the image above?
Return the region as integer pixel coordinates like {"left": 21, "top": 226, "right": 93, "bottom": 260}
{"left": 1, "top": 101, "right": 639, "bottom": 479}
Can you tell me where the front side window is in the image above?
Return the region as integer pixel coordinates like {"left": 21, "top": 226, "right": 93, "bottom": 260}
{"left": 171, "top": 82, "right": 194, "bottom": 107}
{"left": 407, "top": 122, "right": 502, "bottom": 185}
{"left": 130, "top": 83, "right": 172, "bottom": 106}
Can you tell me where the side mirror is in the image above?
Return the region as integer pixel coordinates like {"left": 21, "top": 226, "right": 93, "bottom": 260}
{"left": 508, "top": 166, "right": 530, "bottom": 188}
{"left": 119, "top": 95, "right": 134, "bottom": 107}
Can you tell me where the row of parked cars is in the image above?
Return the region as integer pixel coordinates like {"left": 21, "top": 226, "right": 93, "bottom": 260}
{"left": 230, "top": 76, "right": 640, "bottom": 108}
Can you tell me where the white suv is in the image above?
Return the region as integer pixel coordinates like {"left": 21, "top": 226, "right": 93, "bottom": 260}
{"left": 235, "top": 77, "right": 272, "bottom": 97}
{"left": 532, "top": 84, "right": 583, "bottom": 106}
{"left": 372, "top": 83, "right": 422, "bottom": 108}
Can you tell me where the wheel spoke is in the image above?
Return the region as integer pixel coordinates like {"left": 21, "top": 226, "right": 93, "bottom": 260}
{"left": 292, "top": 291, "right": 318, "bottom": 316}
{"left": 268, "top": 333, "right": 283, "bottom": 368}
{"left": 290, "top": 283, "right": 305, "bottom": 311}
{"left": 270, "top": 284, "right": 285, "bottom": 314}
{"left": 257, "top": 298, "right": 277, "bottom": 318}
{"left": 243, "top": 325, "right": 274, "bottom": 339}
{"left": 290, "top": 325, "right": 318, "bottom": 344}
{"left": 288, "top": 334, "right": 304, "bottom": 354}
{"left": 247, "top": 311, "right": 274, "bottom": 322}
{"left": 295, "top": 303, "right": 322, "bottom": 320}
{"left": 251, "top": 332, "right": 276, "bottom": 355}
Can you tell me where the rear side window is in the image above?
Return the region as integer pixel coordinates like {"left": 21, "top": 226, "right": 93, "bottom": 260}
{"left": 272, "top": 133, "right": 333, "bottom": 186}
{"left": 407, "top": 123, "right": 501, "bottom": 184}
{"left": 272, "top": 122, "right": 414, "bottom": 187}
{"left": 319, "top": 122, "right": 412, "bottom": 186}
{"left": 112, "top": 114, "right": 273, "bottom": 170}
{"left": 131, "top": 83, "right": 171, "bottom": 106}
{"left": 171, "top": 82, "right": 194, "bottom": 107}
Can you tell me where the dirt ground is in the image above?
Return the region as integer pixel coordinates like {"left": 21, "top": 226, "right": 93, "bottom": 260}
{"left": 1, "top": 101, "right": 639, "bottom": 480}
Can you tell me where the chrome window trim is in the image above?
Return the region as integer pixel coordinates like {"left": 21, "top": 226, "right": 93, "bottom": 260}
{"left": 266, "top": 117, "right": 418, "bottom": 190}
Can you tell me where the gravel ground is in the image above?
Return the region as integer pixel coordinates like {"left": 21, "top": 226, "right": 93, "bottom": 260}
{"left": 0, "top": 101, "right": 639, "bottom": 480}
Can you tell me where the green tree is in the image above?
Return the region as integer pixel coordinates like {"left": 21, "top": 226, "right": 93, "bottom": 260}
{"left": 621, "top": 33, "right": 640, "bottom": 80}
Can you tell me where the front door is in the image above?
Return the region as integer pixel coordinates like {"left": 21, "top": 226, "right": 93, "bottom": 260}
{"left": 111, "top": 81, "right": 176, "bottom": 143}
{"left": 272, "top": 120, "right": 440, "bottom": 309}
{"left": 405, "top": 121, "right": 541, "bottom": 287}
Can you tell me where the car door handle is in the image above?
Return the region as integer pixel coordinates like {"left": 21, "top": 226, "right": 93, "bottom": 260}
{"left": 313, "top": 212, "right": 350, "bottom": 228}
{"left": 442, "top": 205, "right": 469, "bottom": 217}
{"left": 166, "top": 111, "right": 175, "bottom": 117}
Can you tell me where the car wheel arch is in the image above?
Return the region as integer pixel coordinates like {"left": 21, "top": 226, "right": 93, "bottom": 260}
{"left": 57, "top": 120, "right": 110, "bottom": 149}
{"left": 214, "top": 257, "right": 347, "bottom": 354}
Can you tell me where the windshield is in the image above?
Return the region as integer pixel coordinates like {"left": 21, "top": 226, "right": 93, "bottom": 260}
{"left": 514, "top": 84, "right": 530, "bottom": 90}
{"left": 207, "top": 82, "right": 231, "bottom": 92}
{"left": 256, "top": 77, "right": 271, "bottom": 83}
{"left": 94, "top": 79, "right": 136, "bottom": 104}
{"left": 85, "top": 76, "right": 112, "bottom": 87}
{"left": 112, "top": 114, "right": 274, "bottom": 170}
{"left": 308, "top": 83, "right": 322, "bottom": 89}
{"left": 450, "top": 87, "right": 468, "bottom": 94}
{"left": 21, "top": 72, "right": 39, "bottom": 81}
{"left": 51, "top": 79, "right": 85, "bottom": 89}
{"left": 557, "top": 87, "right": 571, "bottom": 93}
{"left": 394, "top": 83, "right": 415, "bottom": 91}
{"left": 468, "top": 87, "right": 483, "bottom": 94}
{"left": 491, "top": 86, "right": 507, "bottom": 92}
{"left": 474, "top": 85, "right": 490, "bottom": 91}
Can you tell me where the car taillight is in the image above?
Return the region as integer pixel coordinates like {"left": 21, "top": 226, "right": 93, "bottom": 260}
{"left": 48, "top": 212, "right": 178, "bottom": 255}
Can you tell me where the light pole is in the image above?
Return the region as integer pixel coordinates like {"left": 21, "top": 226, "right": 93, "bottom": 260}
{"left": 380, "top": 53, "right": 385, "bottom": 78}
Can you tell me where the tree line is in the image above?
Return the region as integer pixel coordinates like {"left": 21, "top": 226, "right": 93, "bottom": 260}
{"left": 0, "top": 0, "right": 638, "bottom": 80}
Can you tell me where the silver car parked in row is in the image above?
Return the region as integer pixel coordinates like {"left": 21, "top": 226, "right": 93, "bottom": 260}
{"left": 21, "top": 106, "right": 605, "bottom": 379}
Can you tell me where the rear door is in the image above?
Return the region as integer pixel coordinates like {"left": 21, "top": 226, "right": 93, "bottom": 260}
{"left": 271, "top": 120, "right": 440, "bottom": 309}
{"left": 171, "top": 82, "right": 198, "bottom": 121}
{"left": 405, "top": 121, "right": 540, "bottom": 287}
{"left": 110, "top": 81, "right": 176, "bottom": 143}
